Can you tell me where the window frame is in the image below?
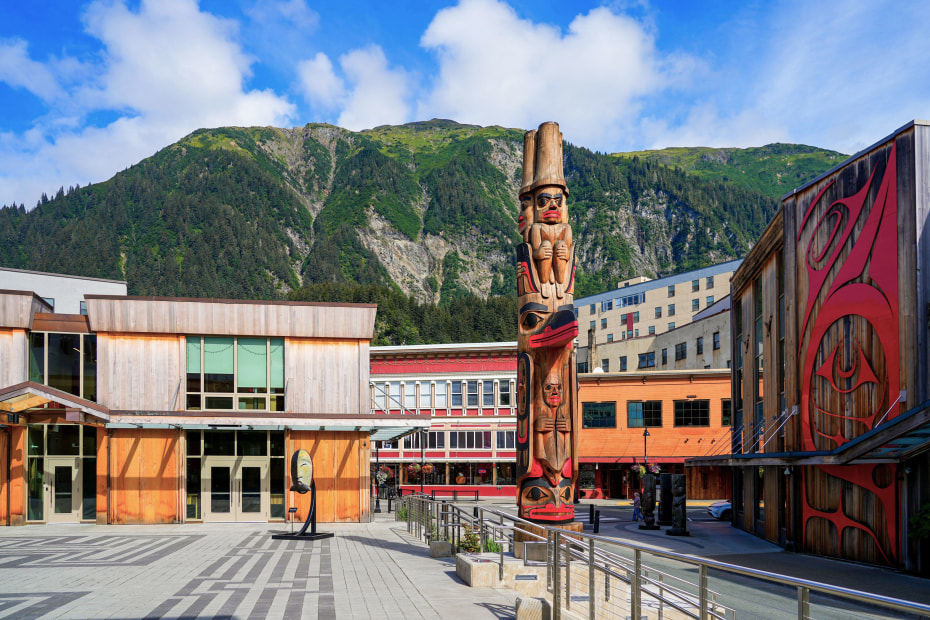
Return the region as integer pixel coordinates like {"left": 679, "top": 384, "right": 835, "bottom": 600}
{"left": 582, "top": 401, "right": 617, "bottom": 428}
{"left": 674, "top": 399, "right": 710, "bottom": 427}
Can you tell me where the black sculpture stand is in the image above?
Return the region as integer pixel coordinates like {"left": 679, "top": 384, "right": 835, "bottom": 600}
{"left": 272, "top": 483, "right": 334, "bottom": 541}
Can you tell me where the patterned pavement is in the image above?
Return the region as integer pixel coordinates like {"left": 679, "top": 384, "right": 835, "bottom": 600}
{"left": 0, "top": 516, "right": 517, "bottom": 619}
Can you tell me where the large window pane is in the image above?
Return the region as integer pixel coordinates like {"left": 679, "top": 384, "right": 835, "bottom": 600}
{"left": 237, "top": 431, "right": 268, "bottom": 456}
{"left": 419, "top": 384, "right": 432, "bottom": 409}
{"left": 404, "top": 383, "right": 416, "bottom": 409}
{"left": 28, "top": 458, "right": 43, "bottom": 521}
{"left": 48, "top": 333, "right": 80, "bottom": 395}
{"left": 628, "top": 401, "right": 644, "bottom": 428}
{"left": 269, "top": 339, "right": 284, "bottom": 393}
{"left": 674, "top": 399, "right": 710, "bottom": 426}
{"left": 29, "top": 333, "right": 45, "bottom": 383}
{"left": 436, "top": 383, "right": 448, "bottom": 408}
{"left": 82, "top": 334, "right": 97, "bottom": 402}
{"left": 499, "top": 381, "right": 511, "bottom": 406}
{"left": 203, "top": 337, "right": 234, "bottom": 393}
{"left": 186, "top": 337, "right": 202, "bottom": 392}
{"left": 466, "top": 381, "right": 479, "bottom": 407}
{"left": 482, "top": 381, "right": 494, "bottom": 407}
{"left": 451, "top": 382, "right": 462, "bottom": 407}
{"left": 583, "top": 402, "right": 616, "bottom": 428}
{"left": 47, "top": 424, "right": 80, "bottom": 455}
{"left": 237, "top": 338, "right": 267, "bottom": 392}
{"left": 82, "top": 458, "right": 96, "bottom": 520}
{"left": 203, "top": 431, "right": 235, "bottom": 456}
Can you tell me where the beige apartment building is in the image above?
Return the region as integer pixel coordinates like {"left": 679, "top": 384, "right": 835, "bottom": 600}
{"left": 575, "top": 260, "right": 740, "bottom": 373}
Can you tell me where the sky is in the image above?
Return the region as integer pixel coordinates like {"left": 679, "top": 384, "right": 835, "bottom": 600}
{"left": 2, "top": 0, "right": 929, "bottom": 208}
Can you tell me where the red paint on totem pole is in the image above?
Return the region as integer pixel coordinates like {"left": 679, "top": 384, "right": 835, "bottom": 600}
{"left": 801, "top": 464, "right": 898, "bottom": 565}
{"left": 528, "top": 321, "right": 579, "bottom": 348}
{"left": 798, "top": 144, "right": 900, "bottom": 452}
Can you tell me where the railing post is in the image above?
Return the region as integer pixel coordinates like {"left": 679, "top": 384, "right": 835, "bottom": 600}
{"left": 797, "top": 585, "right": 810, "bottom": 619}
{"left": 553, "top": 530, "right": 561, "bottom": 620}
{"left": 588, "top": 538, "right": 595, "bottom": 620}
{"left": 631, "top": 549, "right": 642, "bottom": 620}
{"left": 699, "top": 563, "right": 708, "bottom": 620}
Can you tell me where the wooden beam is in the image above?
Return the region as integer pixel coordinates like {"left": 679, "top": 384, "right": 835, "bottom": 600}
{"left": 10, "top": 395, "right": 50, "bottom": 412}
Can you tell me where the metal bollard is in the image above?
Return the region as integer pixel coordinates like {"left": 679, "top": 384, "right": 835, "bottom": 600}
{"left": 594, "top": 510, "right": 600, "bottom": 534}
{"left": 589, "top": 504, "right": 594, "bottom": 524}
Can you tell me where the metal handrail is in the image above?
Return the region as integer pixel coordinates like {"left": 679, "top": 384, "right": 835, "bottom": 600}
{"left": 396, "top": 495, "right": 930, "bottom": 620}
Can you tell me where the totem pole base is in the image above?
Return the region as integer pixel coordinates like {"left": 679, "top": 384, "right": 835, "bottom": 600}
{"left": 666, "top": 528, "right": 690, "bottom": 537}
{"left": 513, "top": 521, "right": 584, "bottom": 560}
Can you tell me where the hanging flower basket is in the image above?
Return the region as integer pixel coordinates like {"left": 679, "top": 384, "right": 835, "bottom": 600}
{"left": 421, "top": 463, "right": 435, "bottom": 475}
{"left": 477, "top": 469, "right": 488, "bottom": 474}
{"left": 379, "top": 465, "right": 393, "bottom": 476}
{"left": 648, "top": 463, "right": 661, "bottom": 474}
{"left": 407, "top": 463, "right": 421, "bottom": 475}
{"left": 630, "top": 464, "right": 646, "bottom": 477}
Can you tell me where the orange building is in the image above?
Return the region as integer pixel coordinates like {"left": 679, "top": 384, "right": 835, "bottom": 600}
{"left": 577, "top": 370, "right": 732, "bottom": 500}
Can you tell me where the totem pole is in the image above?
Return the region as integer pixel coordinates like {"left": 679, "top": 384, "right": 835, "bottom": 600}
{"left": 515, "top": 122, "right": 580, "bottom": 526}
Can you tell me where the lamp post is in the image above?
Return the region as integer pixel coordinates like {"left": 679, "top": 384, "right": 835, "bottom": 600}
{"left": 643, "top": 428, "right": 650, "bottom": 468}
{"left": 420, "top": 429, "right": 426, "bottom": 494}
{"left": 374, "top": 439, "right": 381, "bottom": 513}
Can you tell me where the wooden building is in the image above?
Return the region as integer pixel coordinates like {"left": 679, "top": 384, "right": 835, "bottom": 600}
{"left": 691, "top": 120, "right": 930, "bottom": 572}
{"left": 0, "top": 284, "right": 429, "bottom": 526}
{"left": 577, "top": 370, "right": 732, "bottom": 500}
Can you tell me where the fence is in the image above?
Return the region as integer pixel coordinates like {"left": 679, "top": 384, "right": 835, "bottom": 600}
{"left": 396, "top": 494, "right": 930, "bottom": 620}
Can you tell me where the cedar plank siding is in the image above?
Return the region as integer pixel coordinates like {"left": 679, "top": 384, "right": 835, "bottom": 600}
{"left": 0, "top": 329, "right": 27, "bottom": 386}
{"left": 289, "top": 431, "right": 369, "bottom": 523}
{"left": 98, "top": 334, "right": 183, "bottom": 411}
{"left": 108, "top": 429, "right": 183, "bottom": 524}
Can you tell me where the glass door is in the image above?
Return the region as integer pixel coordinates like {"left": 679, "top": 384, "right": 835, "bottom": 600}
{"left": 46, "top": 457, "right": 81, "bottom": 523}
{"left": 202, "top": 458, "right": 268, "bottom": 521}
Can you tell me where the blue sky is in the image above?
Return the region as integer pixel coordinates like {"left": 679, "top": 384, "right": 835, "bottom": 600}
{"left": 2, "top": 0, "right": 929, "bottom": 208}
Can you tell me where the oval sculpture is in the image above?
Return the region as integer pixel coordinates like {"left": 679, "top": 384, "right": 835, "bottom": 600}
{"left": 290, "top": 449, "right": 313, "bottom": 494}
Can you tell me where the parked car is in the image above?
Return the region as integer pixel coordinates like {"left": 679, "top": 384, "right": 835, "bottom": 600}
{"left": 707, "top": 500, "right": 732, "bottom": 521}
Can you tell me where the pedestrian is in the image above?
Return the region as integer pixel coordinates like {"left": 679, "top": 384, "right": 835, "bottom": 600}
{"left": 632, "top": 491, "right": 642, "bottom": 522}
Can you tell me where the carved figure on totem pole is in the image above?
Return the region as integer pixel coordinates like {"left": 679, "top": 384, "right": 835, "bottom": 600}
{"left": 515, "top": 122, "right": 579, "bottom": 525}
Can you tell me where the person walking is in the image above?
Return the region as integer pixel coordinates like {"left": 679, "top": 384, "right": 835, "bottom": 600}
{"left": 632, "top": 491, "right": 642, "bottom": 522}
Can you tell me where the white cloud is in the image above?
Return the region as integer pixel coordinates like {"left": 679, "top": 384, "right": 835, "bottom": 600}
{"left": 0, "top": 39, "right": 63, "bottom": 102}
{"left": 0, "top": 0, "right": 295, "bottom": 208}
{"left": 417, "top": 0, "right": 675, "bottom": 149}
{"left": 297, "top": 52, "right": 345, "bottom": 109}
{"left": 337, "top": 46, "right": 412, "bottom": 130}
{"left": 247, "top": 0, "right": 319, "bottom": 30}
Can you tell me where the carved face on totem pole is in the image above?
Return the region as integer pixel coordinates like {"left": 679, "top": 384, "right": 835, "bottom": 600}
{"left": 515, "top": 122, "right": 579, "bottom": 526}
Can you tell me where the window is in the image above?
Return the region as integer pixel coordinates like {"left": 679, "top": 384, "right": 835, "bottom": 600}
{"left": 451, "top": 382, "right": 463, "bottom": 407}
{"left": 607, "top": 333, "right": 613, "bottom": 342}
{"left": 466, "top": 380, "right": 479, "bottom": 407}
{"left": 675, "top": 342, "right": 687, "bottom": 360}
{"left": 668, "top": 304, "right": 675, "bottom": 316}
{"left": 633, "top": 329, "right": 639, "bottom": 337}
{"left": 436, "top": 383, "right": 449, "bottom": 409}
{"left": 29, "top": 332, "right": 98, "bottom": 401}
{"left": 482, "top": 381, "right": 494, "bottom": 407}
{"left": 185, "top": 336, "right": 284, "bottom": 411}
{"left": 706, "top": 295, "right": 714, "bottom": 307}
{"left": 627, "top": 330, "right": 633, "bottom": 339}
{"left": 582, "top": 402, "right": 616, "bottom": 428}
{"left": 632, "top": 311, "right": 640, "bottom": 323}
{"left": 706, "top": 275, "right": 714, "bottom": 288}
{"left": 589, "top": 303, "right": 596, "bottom": 314}
{"left": 601, "top": 359, "right": 609, "bottom": 372}
{"left": 404, "top": 382, "right": 416, "bottom": 409}
{"left": 696, "top": 337, "right": 704, "bottom": 355}
{"left": 41, "top": 297, "right": 54, "bottom": 310}
{"left": 655, "top": 306, "right": 662, "bottom": 318}
{"left": 667, "top": 285, "right": 675, "bottom": 297}
{"left": 637, "top": 351, "right": 655, "bottom": 368}
{"left": 450, "top": 431, "right": 492, "bottom": 449}
{"left": 499, "top": 381, "right": 511, "bottom": 407}
{"left": 692, "top": 279, "right": 700, "bottom": 292}
{"left": 79, "top": 301, "right": 87, "bottom": 315}
{"left": 374, "top": 383, "right": 387, "bottom": 410}
{"left": 601, "top": 318, "right": 607, "bottom": 329}
{"left": 713, "top": 332, "right": 721, "bottom": 350}
{"left": 589, "top": 320, "right": 595, "bottom": 330}
{"left": 692, "top": 299, "right": 700, "bottom": 311}
{"left": 405, "top": 431, "right": 446, "bottom": 450}
{"left": 419, "top": 383, "right": 432, "bottom": 409}
{"left": 601, "top": 299, "right": 613, "bottom": 312}
{"left": 648, "top": 326, "right": 655, "bottom": 335}
{"left": 674, "top": 399, "right": 710, "bottom": 426}
{"left": 497, "top": 430, "right": 515, "bottom": 449}
{"left": 661, "top": 348, "right": 667, "bottom": 365}
{"left": 620, "top": 356, "right": 627, "bottom": 371}
{"left": 722, "top": 399, "right": 732, "bottom": 426}
{"left": 577, "top": 360, "right": 589, "bottom": 373}
{"left": 628, "top": 401, "right": 662, "bottom": 427}
{"left": 668, "top": 322, "right": 675, "bottom": 330}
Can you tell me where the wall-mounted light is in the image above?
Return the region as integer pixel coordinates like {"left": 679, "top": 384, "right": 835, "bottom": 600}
{"left": 784, "top": 467, "right": 791, "bottom": 476}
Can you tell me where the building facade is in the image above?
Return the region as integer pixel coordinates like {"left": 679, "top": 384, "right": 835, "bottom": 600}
{"left": 369, "top": 343, "right": 518, "bottom": 497}
{"left": 575, "top": 261, "right": 740, "bottom": 373}
{"left": 0, "top": 267, "right": 127, "bottom": 314}
{"left": 0, "top": 287, "right": 428, "bottom": 526}
{"left": 693, "top": 120, "right": 930, "bottom": 572}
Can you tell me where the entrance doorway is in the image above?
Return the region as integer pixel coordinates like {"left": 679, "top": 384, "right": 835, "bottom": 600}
{"left": 202, "top": 457, "right": 269, "bottom": 521}
{"left": 47, "top": 456, "right": 81, "bottom": 523}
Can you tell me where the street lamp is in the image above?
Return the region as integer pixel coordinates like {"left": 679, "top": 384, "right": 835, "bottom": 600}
{"left": 643, "top": 428, "right": 650, "bottom": 467}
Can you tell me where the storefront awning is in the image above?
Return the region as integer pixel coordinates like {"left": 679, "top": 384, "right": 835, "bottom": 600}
{"left": 0, "top": 381, "right": 110, "bottom": 423}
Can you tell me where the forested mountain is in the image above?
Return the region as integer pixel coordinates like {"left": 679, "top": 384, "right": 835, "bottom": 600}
{"left": 0, "top": 120, "right": 840, "bottom": 311}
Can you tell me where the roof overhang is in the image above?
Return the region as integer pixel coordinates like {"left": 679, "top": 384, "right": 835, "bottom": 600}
{"left": 0, "top": 381, "right": 110, "bottom": 423}
{"left": 106, "top": 411, "right": 431, "bottom": 441}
